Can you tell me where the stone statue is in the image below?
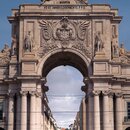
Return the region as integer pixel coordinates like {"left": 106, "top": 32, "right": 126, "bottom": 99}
{"left": 1, "top": 44, "right": 10, "bottom": 56}
{"left": 111, "top": 35, "right": 119, "bottom": 57}
{"left": 11, "top": 35, "right": 17, "bottom": 55}
{"left": 24, "top": 31, "right": 34, "bottom": 52}
{"left": 119, "top": 43, "right": 125, "bottom": 56}
{"left": 0, "top": 44, "right": 11, "bottom": 65}
{"left": 95, "top": 32, "right": 104, "bottom": 52}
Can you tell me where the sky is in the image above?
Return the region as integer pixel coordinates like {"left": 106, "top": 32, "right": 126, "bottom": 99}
{"left": 0, "top": 0, "right": 130, "bottom": 128}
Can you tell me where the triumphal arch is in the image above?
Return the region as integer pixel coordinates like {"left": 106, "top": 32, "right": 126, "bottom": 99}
{"left": 0, "top": 0, "right": 130, "bottom": 130}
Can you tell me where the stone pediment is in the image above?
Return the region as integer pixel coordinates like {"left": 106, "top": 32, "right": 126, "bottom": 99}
{"left": 43, "top": 0, "right": 87, "bottom": 5}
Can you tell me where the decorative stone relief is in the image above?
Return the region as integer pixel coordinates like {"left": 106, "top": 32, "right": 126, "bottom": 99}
{"left": 0, "top": 44, "right": 11, "bottom": 66}
{"left": 77, "top": 21, "right": 90, "bottom": 41}
{"left": 54, "top": 17, "right": 76, "bottom": 42}
{"left": 38, "top": 17, "right": 92, "bottom": 58}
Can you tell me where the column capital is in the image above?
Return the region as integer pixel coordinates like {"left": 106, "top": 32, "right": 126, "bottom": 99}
{"left": 36, "top": 92, "right": 42, "bottom": 97}
{"left": 7, "top": 92, "right": 15, "bottom": 98}
{"left": 29, "top": 91, "right": 36, "bottom": 96}
{"left": 115, "top": 92, "right": 123, "bottom": 98}
{"left": 108, "top": 92, "right": 114, "bottom": 98}
{"left": 20, "top": 91, "right": 28, "bottom": 96}
{"left": 102, "top": 90, "right": 111, "bottom": 96}
{"left": 92, "top": 90, "right": 101, "bottom": 96}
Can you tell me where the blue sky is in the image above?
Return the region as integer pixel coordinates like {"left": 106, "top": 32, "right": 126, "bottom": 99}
{"left": 0, "top": 0, "right": 130, "bottom": 50}
{"left": 0, "top": 0, "right": 130, "bottom": 128}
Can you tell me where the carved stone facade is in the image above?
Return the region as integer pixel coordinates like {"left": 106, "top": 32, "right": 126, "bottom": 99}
{"left": 0, "top": 0, "right": 130, "bottom": 130}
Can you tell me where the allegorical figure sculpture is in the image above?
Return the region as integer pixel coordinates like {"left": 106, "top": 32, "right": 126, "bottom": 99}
{"left": 119, "top": 43, "right": 125, "bottom": 56}
{"left": 11, "top": 35, "right": 17, "bottom": 55}
{"left": 95, "top": 32, "right": 104, "bottom": 52}
{"left": 24, "top": 31, "right": 34, "bottom": 52}
{"left": 111, "top": 35, "right": 119, "bottom": 57}
{"left": 1, "top": 44, "right": 10, "bottom": 55}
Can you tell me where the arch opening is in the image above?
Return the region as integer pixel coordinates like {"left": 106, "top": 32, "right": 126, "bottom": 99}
{"left": 41, "top": 51, "right": 89, "bottom": 128}
{"left": 45, "top": 65, "right": 85, "bottom": 128}
{"left": 42, "top": 51, "right": 89, "bottom": 77}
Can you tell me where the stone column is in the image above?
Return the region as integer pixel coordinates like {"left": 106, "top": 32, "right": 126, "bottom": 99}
{"left": 20, "top": 91, "right": 28, "bottom": 130}
{"left": 115, "top": 93, "right": 123, "bottom": 130}
{"left": 7, "top": 93, "right": 15, "bottom": 130}
{"left": 88, "top": 92, "right": 94, "bottom": 130}
{"left": 29, "top": 91, "right": 36, "bottom": 130}
{"left": 16, "top": 92, "right": 21, "bottom": 130}
{"left": 109, "top": 92, "right": 114, "bottom": 130}
{"left": 82, "top": 97, "right": 87, "bottom": 130}
{"left": 36, "top": 92, "right": 42, "bottom": 130}
{"left": 102, "top": 91, "right": 110, "bottom": 130}
{"left": 93, "top": 90, "right": 101, "bottom": 130}
{"left": 81, "top": 85, "right": 88, "bottom": 130}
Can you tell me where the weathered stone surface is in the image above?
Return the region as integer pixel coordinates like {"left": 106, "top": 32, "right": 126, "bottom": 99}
{"left": 0, "top": 0, "right": 130, "bottom": 130}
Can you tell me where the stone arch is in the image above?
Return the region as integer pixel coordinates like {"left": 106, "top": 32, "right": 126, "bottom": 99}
{"left": 126, "top": 127, "right": 130, "bottom": 130}
{"left": 37, "top": 48, "right": 91, "bottom": 77}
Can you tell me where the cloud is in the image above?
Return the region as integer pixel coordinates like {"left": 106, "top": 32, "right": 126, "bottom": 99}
{"left": 46, "top": 66, "right": 85, "bottom": 128}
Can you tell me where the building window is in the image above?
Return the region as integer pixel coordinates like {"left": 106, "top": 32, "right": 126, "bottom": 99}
{"left": 0, "top": 102, "right": 3, "bottom": 120}
{"left": 127, "top": 102, "right": 130, "bottom": 119}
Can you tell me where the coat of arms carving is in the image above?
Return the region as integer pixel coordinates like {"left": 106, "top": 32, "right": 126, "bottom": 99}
{"left": 38, "top": 17, "right": 92, "bottom": 58}
{"left": 54, "top": 17, "right": 75, "bottom": 41}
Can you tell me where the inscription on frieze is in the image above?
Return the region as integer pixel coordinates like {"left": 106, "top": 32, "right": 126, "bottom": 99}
{"left": 38, "top": 17, "right": 92, "bottom": 58}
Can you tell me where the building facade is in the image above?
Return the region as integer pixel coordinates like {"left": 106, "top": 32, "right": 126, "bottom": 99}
{"left": 0, "top": 0, "right": 130, "bottom": 130}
